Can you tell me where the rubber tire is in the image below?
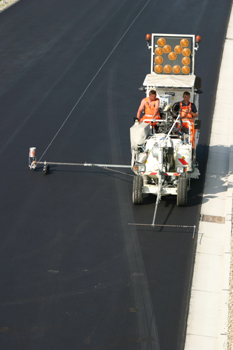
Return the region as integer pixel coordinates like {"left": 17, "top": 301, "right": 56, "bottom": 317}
{"left": 43, "top": 164, "right": 50, "bottom": 175}
{"left": 132, "top": 175, "right": 143, "bottom": 205}
{"left": 177, "top": 177, "right": 187, "bottom": 207}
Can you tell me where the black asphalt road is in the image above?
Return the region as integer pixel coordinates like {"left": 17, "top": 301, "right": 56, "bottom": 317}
{"left": 0, "top": 1, "right": 232, "bottom": 349}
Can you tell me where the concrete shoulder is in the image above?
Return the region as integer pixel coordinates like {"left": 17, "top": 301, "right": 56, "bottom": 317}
{"left": 184, "top": 4, "right": 233, "bottom": 350}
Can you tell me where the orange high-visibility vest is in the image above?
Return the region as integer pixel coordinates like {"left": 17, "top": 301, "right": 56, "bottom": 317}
{"left": 180, "top": 102, "right": 195, "bottom": 148}
{"left": 180, "top": 102, "right": 193, "bottom": 119}
{"left": 144, "top": 97, "right": 160, "bottom": 118}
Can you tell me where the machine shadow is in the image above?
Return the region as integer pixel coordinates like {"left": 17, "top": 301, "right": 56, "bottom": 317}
{"left": 34, "top": 164, "right": 133, "bottom": 184}
{"left": 195, "top": 143, "right": 230, "bottom": 202}
{"left": 140, "top": 142, "right": 230, "bottom": 211}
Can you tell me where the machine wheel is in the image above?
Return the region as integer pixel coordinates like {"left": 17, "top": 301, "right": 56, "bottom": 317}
{"left": 43, "top": 164, "right": 50, "bottom": 175}
{"left": 177, "top": 177, "right": 187, "bottom": 207}
{"left": 132, "top": 175, "right": 143, "bottom": 205}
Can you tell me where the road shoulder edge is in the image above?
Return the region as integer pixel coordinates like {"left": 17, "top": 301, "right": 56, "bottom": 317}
{"left": 184, "top": 4, "right": 233, "bottom": 350}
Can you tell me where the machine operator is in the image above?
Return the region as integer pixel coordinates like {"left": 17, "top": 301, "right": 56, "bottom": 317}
{"left": 173, "top": 91, "right": 198, "bottom": 149}
{"left": 136, "top": 90, "right": 161, "bottom": 128}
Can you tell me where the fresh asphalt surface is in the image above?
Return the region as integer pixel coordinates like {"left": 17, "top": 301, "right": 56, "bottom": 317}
{"left": 0, "top": 0, "right": 232, "bottom": 349}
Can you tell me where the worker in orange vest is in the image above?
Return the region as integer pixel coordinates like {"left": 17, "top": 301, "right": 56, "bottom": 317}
{"left": 137, "top": 90, "right": 161, "bottom": 128}
{"left": 173, "top": 91, "right": 198, "bottom": 149}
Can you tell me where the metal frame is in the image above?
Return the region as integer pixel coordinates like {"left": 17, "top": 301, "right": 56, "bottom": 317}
{"left": 150, "top": 33, "right": 196, "bottom": 75}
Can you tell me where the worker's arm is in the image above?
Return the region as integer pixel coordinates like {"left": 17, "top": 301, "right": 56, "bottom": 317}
{"left": 191, "top": 104, "right": 198, "bottom": 119}
{"left": 136, "top": 99, "right": 146, "bottom": 120}
{"left": 191, "top": 111, "right": 198, "bottom": 118}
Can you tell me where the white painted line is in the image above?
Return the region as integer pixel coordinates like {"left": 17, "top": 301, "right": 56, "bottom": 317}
{"left": 38, "top": 0, "right": 151, "bottom": 162}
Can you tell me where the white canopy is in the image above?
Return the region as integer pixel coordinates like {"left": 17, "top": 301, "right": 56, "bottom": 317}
{"left": 143, "top": 74, "right": 196, "bottom": 88}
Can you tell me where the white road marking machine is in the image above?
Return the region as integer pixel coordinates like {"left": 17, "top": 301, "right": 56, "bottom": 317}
{"left": 29, "top": 33, "right": 202, "bottom": 233}
{"left": 130, "top": 33, "right": 202, "bottom": 227}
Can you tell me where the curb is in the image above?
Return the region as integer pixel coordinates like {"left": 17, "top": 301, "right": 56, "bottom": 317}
{"left": 220, "top": 141, "right": 233, "bottom": 348}
{"left": 219, "top": 35, "right": 233, "bottom": 350}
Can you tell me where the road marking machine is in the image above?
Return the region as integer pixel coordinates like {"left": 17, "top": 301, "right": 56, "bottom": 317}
{"left": 29, "top": 33, "right": 202, "bottom": 235}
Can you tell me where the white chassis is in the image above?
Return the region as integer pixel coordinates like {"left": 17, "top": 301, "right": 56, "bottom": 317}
{"left": 131, "top": 111, "right": 200, "bottom": 206}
